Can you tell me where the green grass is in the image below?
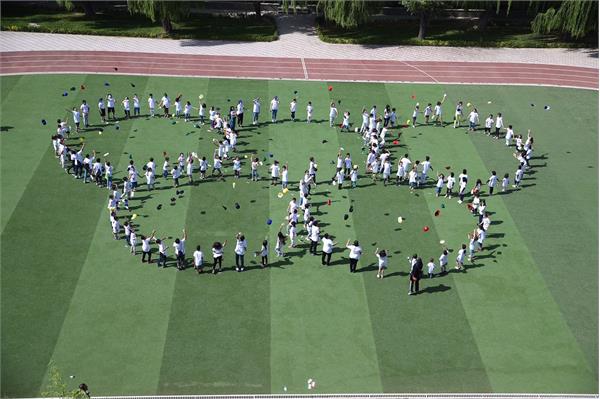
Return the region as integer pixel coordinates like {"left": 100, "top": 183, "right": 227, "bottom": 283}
{"left": 317, "top": 18, "right": 597, "bottom": 48}
{"left": 0, "top": 6, "right": 278, "bottom": 42}
{"left": 1, "top": 74, "right": 597, "bottom": 396}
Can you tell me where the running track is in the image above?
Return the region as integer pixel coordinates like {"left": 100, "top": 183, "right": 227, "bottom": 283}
{"left": 0, "top": 51, "right": 597, "bottom": 90}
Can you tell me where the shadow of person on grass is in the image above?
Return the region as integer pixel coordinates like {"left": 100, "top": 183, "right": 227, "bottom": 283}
{"left": 418, "top": 284, "right": 451, "bottom": 294}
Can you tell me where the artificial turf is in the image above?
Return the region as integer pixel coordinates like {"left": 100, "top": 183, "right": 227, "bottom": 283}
{"left": 0, "top": 74, "right": 597, "bottom": 396}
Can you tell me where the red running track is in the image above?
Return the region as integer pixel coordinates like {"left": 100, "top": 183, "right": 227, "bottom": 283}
{"left": 0, "top": 51, "right": 597, "bottom": 90}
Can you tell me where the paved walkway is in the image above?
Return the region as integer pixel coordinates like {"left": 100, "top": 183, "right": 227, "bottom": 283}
{"left": 1, "top": 15, "right": 598, "bottom": 68}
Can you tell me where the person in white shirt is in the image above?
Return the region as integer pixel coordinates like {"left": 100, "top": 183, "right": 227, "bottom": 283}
{"left": 456, "top": 244, "right": 466, "bottom": 270}
{"left": 98, "top": 98, "right": 106, "bottom": 123}
{"left": 382, "top": 159, "right": 391, "bottom": 186}
{"left": 375, "top": 248, "right": 388, "bottom": 279}
{"left": 193, "top": 245, "right": 204, "bottom": 273}
{"left": 80, "top": 100, "right": 90, "bottom": 128}
{"left": 69, "top": 107, "right": 81, "bottom": 132}
{"left": 199, "top": 103, "right": 206, "bottom": 124}
{"left": 390, "top": 107, "right": 397, "bottom": 127}
{"left": 309, "top": 221, "right": 320, "bottom": 255}
{"left": 341, "top": 111, "right": 350, "bottom": 132}
{"left": 145, "top": 164, "right": 155, "bottom": 190}
{"left": 458, "top": 169, "right": 468, "bottom": 203}
{"left": 468, "top": 108, "right": 479, "bottom": 131}
{"left": 106, "top": 94, "right": 116, "bottom": 120}
{"left": 270, "top": 160, "right": 280, "bottom": 186}
{"left": 360, "top": 109, "right": 369, "bottom": 133}
{"left": 434, "top": 101, "right": 443, "bottom": 127}
{"left": 453, "top": 101, "right": 463, "bottom": 128}
{"left": 306, "top": 101, "right": 314, "bottom": 123}
{"left": 281, "top": 164, "right": 289, "bottom": 189}
{"left": 173, "top": 229, "right": 187, "bottom": 270}
{"left": 424, "top": 103, "right": 432, "bottom": 124}
{"left": 505, "top": 124, "right": 514, "bottom": 146}
{"left": 141, "top": 230, "right": 156, "bottom": 263}
{"left": 156, "top": 237, "right": 168, "bottom": 268}
{"left": 439, "top": 249, "right": 448, "bottom": 274}
{"left": 329, "top": 103, "right": 338, "bottom": 128}
{"left": 212, "top": 240, "right": 227, "bottom": 274}
{"left": 370, "top": 105, "right": 377, "bottom": 120}
{"left": 421, "top": 155, "right": 432, "bottom": 184}
{"left": 346, "top": 239, "right": 362, "bottom": 273}
{"left": 445, "top": 172, "right": 456, "bottom": 198}
{"left": 171, "top": 165, "right": 181, "bottom": 188}
{"left": 494, "top": 112, "right": 504, "bottom": 139}
{"left": 122, "top": 96, "right": 131, "bottom": 119}
{"left": 484, "top": 114, "right": 494, "bottom": 135}
{"left": 111, "top": 217, "right": 120, "bottom": 240}
{"left": 147, "top": 94, "right": 156, "bottom": 117}
{"left": 270, "top": 96, "right": 279, "bottom": 123}
{"left": 129, "top": 229, "right": 137, "bottom": 255}
{"left": 174, "top": 96, "right": 183, "bottom": 117}
{"left": 502, "top": 173, "right": 510, "bottom": 192}
{"left": 236, "top": 99, "right": 244, "bottom": 126}
{"left": 408, "top": 168, "right": 418, "bottom": 191}
{"left": 160, "top": 93, "right": 170, "bottom": 118}
{"left": 234, "top": 233, "right": 248, "bottom": 272}
{"left": 133, "top": 94, "right": 140, "bottom": 117}
{"left": 252, "top": 98, "right": 261, "bottom": 125}
{"left": 487, "top": 170, "right": 498, "bottom": 195}
{"left": 411, "top": 105, "right": 420, "bottom": 127}
{"left": 258, "top": 240, "right": 269, "bottom": 268}
{"left": 184, "top": 101, "right": 192, "bottom": 122}
{"left": 427, "top": 258, "right": 436, "bottom": 278}
{"left": 320, "top": 233, "right": 336, "bottom": 266}
{"left": 290, "top": 98, "right": 297, "bottom": 121}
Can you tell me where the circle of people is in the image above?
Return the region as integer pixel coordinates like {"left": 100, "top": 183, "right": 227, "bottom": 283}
{"left": 50, "top": 90, "right": 535, "bottom": 295}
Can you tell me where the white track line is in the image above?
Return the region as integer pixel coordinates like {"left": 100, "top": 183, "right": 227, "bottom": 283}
{"left": 401, "top": 61, "right": 439, "bottom": 83}
{"left": 23, "top": 393, "right": 599, "bottom": 399}
{"left": 301, "top": 57, "right": 308, "bottom": 80}
{"left": 0, "top": 70, "right": 596, "bottom": 91}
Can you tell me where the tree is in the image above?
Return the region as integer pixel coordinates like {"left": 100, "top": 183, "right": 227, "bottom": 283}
{"left": 42, "top": 362, "right": 88, "bottom": 399}
{"left": 401, "top": 0, "right": 446, "bottom": 40}
{"left": 316, "top": 0, "right": 374, "bottom": 29}
{"left": 127, "top": 0, "right": 192, "bottom": 34}
{"left": 452, "top": 1, "right": 514, "bottom": 32}
{"left": 56, "top": 0, "right": 96, "bottom": 17}
{"left": 531, "top": 0, "right": 598, "bottom": 39}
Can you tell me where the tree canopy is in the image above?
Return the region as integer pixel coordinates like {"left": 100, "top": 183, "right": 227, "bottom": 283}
{"left": 127, "top": 0, "right": 193, "bottom": 34}
{"left": 531, "top": 0, "right": 598, "bottom": 39}
{"left": 316, "top": 0, "right": 374, "bottom": 28}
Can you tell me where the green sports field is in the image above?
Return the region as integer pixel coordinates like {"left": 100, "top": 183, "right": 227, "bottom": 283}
{"left": 1, "top": 74, "right": 598, "bottom": 396}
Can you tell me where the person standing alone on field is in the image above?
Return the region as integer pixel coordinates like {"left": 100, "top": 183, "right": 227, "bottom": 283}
{"left": 408, "top": 256, "right": 423, "bottom": 295}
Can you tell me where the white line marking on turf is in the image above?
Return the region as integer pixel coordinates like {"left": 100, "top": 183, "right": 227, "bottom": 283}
{"left": 0, "top": 71, "right": 596, "bottom": 91}
{"left": 301, "top": 57, "right": 308, "bottom": 80}
{"left": 24, "top": 393, "right": 600, "bottom": 399}
{"left": 401, "top": 61, "right": 439, "bottom": 83}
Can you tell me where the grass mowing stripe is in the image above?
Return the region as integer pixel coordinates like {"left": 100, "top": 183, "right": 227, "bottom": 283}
{"left": 0, "top": 74, "right": 22, "bottom": 100}
{"left": 0, "top": 88, "right": 131, "bottom": 398}
{"left": 42, "top": 75, "right": 184, "bottom": 395}
{"left": 156, "top": 78, "right": 272, "bottom": 394}
{"left": 0, "top": 74, "right": 91, "bottom": 231}
{"left": 391, "top": 86, "right": 596, "bottom": 392}
{"left": 0, "top": 150, "right": 106, "bottom": 397}
{"left": 467, "top": 87, "right": 599, "bottom": 376}
{"left": 268, "top": 81, "right": 382, "bottom": 393}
